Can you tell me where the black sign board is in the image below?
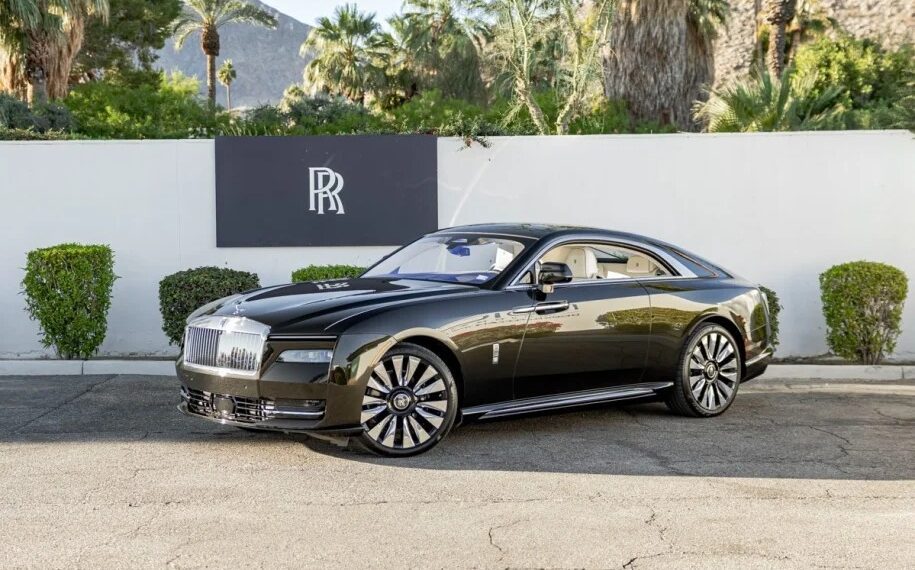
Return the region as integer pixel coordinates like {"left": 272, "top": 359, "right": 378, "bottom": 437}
{"left": 215, "top": 136, "right": 438, "bottom": 247}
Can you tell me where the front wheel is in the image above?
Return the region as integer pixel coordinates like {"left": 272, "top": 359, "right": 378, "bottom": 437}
{"left": 356, "top": 343, "right": 459, "bottom": 457}
{"left": 666, "top": 324, "right": 742, "bottom": 417}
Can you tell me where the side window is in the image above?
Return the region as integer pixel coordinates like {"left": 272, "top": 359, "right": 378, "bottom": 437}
{"left": 536, "top": 243, "right": 671, "bottom": 283}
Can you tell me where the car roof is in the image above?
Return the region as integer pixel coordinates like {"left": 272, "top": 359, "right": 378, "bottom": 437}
{"left": 433, "top": 223, "right": 659, "bottom": 245}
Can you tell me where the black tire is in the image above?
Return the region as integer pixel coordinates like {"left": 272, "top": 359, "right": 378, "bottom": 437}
{"left": 665, "top": 323, "right": 742, "bottom": 417}
{"left": 355, "top": 343, "right": 459, "bottom": 457}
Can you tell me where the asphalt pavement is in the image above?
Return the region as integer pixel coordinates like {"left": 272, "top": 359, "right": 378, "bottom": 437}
{"left": 0, "top": 374, "right": 912, "bottom": 569}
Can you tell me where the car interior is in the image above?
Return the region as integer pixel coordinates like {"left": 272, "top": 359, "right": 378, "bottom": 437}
{"left": 518, "top": 243, "right": 670, "bottom": 284}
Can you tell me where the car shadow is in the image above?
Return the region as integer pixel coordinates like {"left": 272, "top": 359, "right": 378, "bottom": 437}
{"left": 2, "top": 374, "right": 912, "bottom": 481}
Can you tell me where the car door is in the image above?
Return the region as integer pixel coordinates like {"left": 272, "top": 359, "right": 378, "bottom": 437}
{"left": 511, "top": 242, "right": 654, "bottom": 399}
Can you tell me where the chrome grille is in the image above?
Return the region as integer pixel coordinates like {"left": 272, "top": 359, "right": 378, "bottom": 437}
{"left": 182, "top": 316, "right": 269, "bottom": 377}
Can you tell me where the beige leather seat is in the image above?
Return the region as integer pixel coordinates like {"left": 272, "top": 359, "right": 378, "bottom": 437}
{"left": 565, "top": 247, "right": 599, "bottom": 279}
{"left": 626, "top": 254, "right": 657, "bottom": 276}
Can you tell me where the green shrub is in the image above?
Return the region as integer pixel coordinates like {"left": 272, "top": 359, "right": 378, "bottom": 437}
{"left": 794, "top": 36, "right": 914, "bottom": 128}
{"left": 158, "top": 267, "right": 260, "bottom": 346}
{"left": 819, "top": 261, "right": 908, "bottom": 364}
{"left": 0, "top": 93, "right": 38, "bottom": 130}
{"left": 759, "top": 285, "right": 783, "bottom": 349}
{"left": 0, "top": 94, "right": 75, "bottom": 134}
{"left": 0, "top": 128, "right": 76, "bottom": 141}
{"left": 291, "top": 265, "right": 365, "bottom": 282}
{"left": 21, "top": 244, "right": 116, "bottom": 359}
{"left": 65, "top": 72, "right": 228, "bottom": 139}
{"left": 32, "top": 102, "right": 77, "bottom": 132}
{"left": 795, "top": 36, "right": 912, "bottom": 111}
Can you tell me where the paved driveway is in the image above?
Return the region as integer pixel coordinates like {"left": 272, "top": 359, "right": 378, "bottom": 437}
{"left": 0, "top": 374, "right": 912, "bottom": 569}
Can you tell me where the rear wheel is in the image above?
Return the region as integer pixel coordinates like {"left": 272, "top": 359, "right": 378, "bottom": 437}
{"left": 666, "top": 324, "right": 741, "bottom": 417}
{"left": 356, "top": 343, "right": 458, "bottom": 457}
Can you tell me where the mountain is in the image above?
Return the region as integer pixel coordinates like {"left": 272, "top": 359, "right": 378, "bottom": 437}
{"left": 155, "top": 1, "right": 312, "bottom": 108}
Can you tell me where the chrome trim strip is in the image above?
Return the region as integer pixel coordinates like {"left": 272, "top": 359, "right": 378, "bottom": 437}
{"left": 433, "top": 231, "right": 540, "bottom": 241}
{"left": 746, "top": 348, "right": 774, "bottom": 367}
{"left": 177, "top": 403, "right": 324, "bottom": 427}
{"left": 271, "top": 408, "right": 325, "bottom": 419}
{"left": 505, "top": 275, "right": 696, "bottom": 292}
{"left": 462, "top": 382, "right": 673, "bottom": 419}
{"left": 267, "top": 334, "right": 337, "bottom": 341}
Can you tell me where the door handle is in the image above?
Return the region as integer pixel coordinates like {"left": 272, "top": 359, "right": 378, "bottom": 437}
{"left": 534, "top": 301, "right": 570, "bottom": 314}
{"left": 510, "top": 301, "right": 570, "bottom": 315}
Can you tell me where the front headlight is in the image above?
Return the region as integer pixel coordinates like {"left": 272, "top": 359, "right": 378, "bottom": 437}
{"left": 186, "top": 294, "right": 242, "bottom": 324}
{"left": 277, "top": 349, "right": 334, "bottom": 364}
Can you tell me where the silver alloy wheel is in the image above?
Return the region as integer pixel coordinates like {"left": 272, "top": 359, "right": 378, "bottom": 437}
{"left": 688, "top": 332, "right": 739, "bottom": 411}
{"left": 360, "top": 355, "right": 449, "bottom": 450}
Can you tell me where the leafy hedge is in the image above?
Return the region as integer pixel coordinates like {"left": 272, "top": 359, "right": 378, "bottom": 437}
{"left": 291, "top": 265, "right": 365, "bottom": 283}
{"left": 820, "top": 261, "right": 908, "bottom": 364}
{"left": 0, "top": 93, "right": 76, "bottom": 133}
{"left": 759, "top": 285, "right": 783, "bottom": 349}
{"left": 64, "top": 72, "right": 227, "bottom": 139}
{"left": 21, "top": 244, "right": 116, "bottom": 359}
{"left": 158, "top": 267, "right": 260, "bottom": 345}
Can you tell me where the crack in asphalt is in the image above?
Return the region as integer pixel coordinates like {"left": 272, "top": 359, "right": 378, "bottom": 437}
{"left": 809, "top": 425, "right": 853, "bottom": 445}
{"left": 488, "top": 519, "right": 523, "bottom": 562}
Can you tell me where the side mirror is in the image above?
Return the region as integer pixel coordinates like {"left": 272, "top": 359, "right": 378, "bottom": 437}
{"left": 538, "top": 262, "right": 573, "bottom": 293}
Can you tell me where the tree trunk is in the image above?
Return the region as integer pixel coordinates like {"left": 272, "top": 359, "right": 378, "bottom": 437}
{"left": 27, "top": 68, "right": 48, "bottom": 106}
{"left": 226, "top": 84, "right": 232, "bottom": 111}
{"left": 206, "top": 54, "right": 216, "bottom": 107}
{"left": 685, "top": 16, "right": 716, "bottom": 122}
{"left": 517, "top": 78, "right": 548, "bottom": 135}
{"left": 766, "top": 0, "right": 797, "bottom": 77}
{"left": 602, "top": 0, "right": 693, "bottom": 130}
{"left": 201, "top": 25, "right": 220, "bottom": 108}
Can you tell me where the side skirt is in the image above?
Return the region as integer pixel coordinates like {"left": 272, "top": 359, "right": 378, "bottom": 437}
{"left": 461, "top": 382, "right": 674, "bottom": 420}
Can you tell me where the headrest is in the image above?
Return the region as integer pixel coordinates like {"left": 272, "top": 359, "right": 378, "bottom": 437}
{"left": 565, "top": 247, "right": 598, "bottom": 279}
{"left": 626, "top": 255, "right": 656, "bottom": 275}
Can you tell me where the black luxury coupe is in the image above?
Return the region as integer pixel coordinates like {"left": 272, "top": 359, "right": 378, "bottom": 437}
{"left": 177, "top": 224, "right": 774, "bottom": 456}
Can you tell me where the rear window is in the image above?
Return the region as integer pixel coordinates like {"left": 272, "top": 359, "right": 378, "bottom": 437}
{"left": 668, "top": 247, "right": 731, "bottom": 278}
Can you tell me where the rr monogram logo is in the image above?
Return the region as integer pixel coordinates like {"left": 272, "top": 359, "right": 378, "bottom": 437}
{"left": 308, "top": 167, "right": 345, "bottom": 215}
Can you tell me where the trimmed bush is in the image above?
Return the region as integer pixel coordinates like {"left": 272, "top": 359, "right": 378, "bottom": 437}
{"left": 759, "top": 285, "right": 783, "bottom": 349}
{"left": 21, "top": 244, "right": 116, "bottom": 359}
{"left": 291, "top": 265, "right": 365, "bottom": 282}
{"left": 158, "top": 267, "right": 260, "bottom": 345}
{"left": 820, "top": 261, "right": 908, "bottom": 364}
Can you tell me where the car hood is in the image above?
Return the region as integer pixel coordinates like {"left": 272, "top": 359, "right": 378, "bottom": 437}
{"left": 205, "top": 278, "right": 480, "bottom": 334}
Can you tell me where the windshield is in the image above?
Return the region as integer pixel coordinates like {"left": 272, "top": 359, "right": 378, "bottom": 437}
{"left": 364, "top": 234, "right": 529, "bottom": 285}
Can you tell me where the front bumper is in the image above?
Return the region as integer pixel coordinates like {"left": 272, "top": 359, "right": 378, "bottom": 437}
{"left": 177, "top": 365, "right": 365, "bottom": 434}
{"left": 176, "top": 333, "right": 394, "bottom": 434}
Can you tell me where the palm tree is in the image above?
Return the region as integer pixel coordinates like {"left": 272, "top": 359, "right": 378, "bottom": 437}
{"left": 300, "top": 3, "right": 385, "bottom": 104}
{"left": 686, "top": 0, "right": 729, "bottom": 110}
{"left": 603, "top": 0, "right": 728, "bottom": 131}
{"left": 693, "top": 68, "right": 844, "bottom": 132}
{"left": 0, "top": 0, "right": 108, "bottom": 103}
{"left": 374, "top": 15, "right": 419, "bottom": 105}
{"left": 173, "top": 0, "right": 276, "bottom": 108}
{"left": 765, "top": 0, "right": 797, "bottom": 76}
{"left": 217, "top": 57, "right": 235, "bottom": 109}
{"left": 399, "top": 0, "right": 488, "bottom": 101}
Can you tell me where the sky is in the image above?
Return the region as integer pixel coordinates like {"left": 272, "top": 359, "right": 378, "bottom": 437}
{"left": 266, "top": 0, "right": 403, "bottom": 26}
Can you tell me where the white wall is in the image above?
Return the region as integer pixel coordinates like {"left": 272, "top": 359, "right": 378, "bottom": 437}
{"left": 1, "top": 140, "right": 389, "bottom": 358}
{"left": 1, "top": 131, "right": 913, "bottom": 359}
{"left": 438, "top": 131, "right": 915, "bottom": 358}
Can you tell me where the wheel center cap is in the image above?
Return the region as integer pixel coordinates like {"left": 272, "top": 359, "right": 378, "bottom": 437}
{"left": 390, "top": 392, "right": 413, "bottom": 412}
{"left": 704, "top": 362, "right": 719, "bottom": 380}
